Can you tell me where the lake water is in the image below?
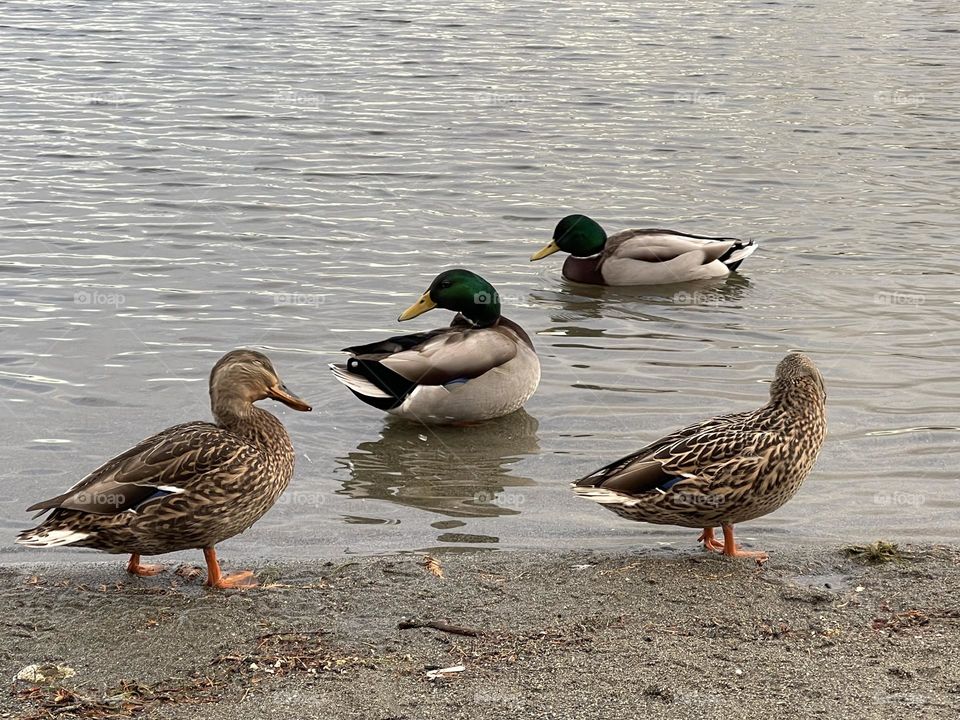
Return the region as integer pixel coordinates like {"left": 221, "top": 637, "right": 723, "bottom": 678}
{"left": 2, "top": 0, "right": 958, "bottom": 565}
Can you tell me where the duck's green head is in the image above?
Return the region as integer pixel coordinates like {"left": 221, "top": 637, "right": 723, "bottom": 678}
{"left": 530, "top": 214, "right": 607, "bottom": 261}
{"left": 398, "top": 268, "right": 501, "bottom": 327}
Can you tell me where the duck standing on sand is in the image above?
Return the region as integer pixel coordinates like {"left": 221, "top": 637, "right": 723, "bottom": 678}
{"left": 572, "top": 353, "right": 826, "bottom": 563}
{"left": 531, "top": 214, "right": 757, "bottom": 285}
{"left": 17, "top": 349, "right": 312, "bottom": 589}
{"left": 331, "top": 269, "right": 540, "bottom": 424}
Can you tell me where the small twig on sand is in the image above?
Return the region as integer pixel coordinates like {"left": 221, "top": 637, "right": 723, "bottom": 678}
{"left": 398, "top": 619, "right": 483, "bottom": 637}
{"left": 256, "top": 629, "right": 329, "bottom": 642}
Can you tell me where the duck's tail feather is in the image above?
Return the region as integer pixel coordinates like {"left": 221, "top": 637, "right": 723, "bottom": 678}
{"left": 329, "top": 361, "right": 414, "bottom": 411}
{"left": 571, "top": 485, "right": 645, "bottom": 508}
{"left": 718, "top": 239, "right": 757, "bottom": 271}
{"left": 16, "top": 527, "right": 90, "bottom": 548}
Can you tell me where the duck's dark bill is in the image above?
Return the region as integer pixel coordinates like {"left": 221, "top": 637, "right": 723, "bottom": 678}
{"left": 268, "top": 384, "right": 312, "bottom": 411}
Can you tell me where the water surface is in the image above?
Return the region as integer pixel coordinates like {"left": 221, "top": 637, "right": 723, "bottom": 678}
{"left": 1, "top": 0, "right": 958, "bottom": 563}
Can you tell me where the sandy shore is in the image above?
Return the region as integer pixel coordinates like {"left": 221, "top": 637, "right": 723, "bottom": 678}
{"left": 2, "top": 544, "right": 958, "bottom": 719}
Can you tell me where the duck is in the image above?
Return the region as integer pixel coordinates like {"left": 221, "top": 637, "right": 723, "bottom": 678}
{"left": 16, "top": 349, "right": 312, "bottom": 589}
{"left": 572, "top": 352, "right": 826, "bottom": 563}
{"left": 330, "top": 268, "right": 540, "bottom": 424}
{"left": 530, "top": 214, "right": 757, "bottom": 286}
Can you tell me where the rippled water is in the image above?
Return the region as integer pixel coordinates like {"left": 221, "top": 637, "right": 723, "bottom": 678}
{"left": 2, "top": 0, "right": 958, "bottom": 564}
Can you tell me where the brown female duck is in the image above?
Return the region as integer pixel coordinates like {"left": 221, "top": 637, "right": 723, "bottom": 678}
{"left": 17, "top": 349, "right": 311, "bottom": 589}
{"left": 573, "top": 353, "right": 826, "bottom": 563}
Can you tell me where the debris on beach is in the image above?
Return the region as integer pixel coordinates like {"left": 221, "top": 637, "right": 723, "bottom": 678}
{"left": 15, "top": 663, "right": 76, "bottom": 685}
{"left": 843, "top": 541, "right": 903, "bottom": 564}
{"left": 174, "top": 565, "right": 204, "bottom": 581}
{"left": 757, "top": 622, "right": 792, "bottom": 639}
{"left": 398, "top": 619, "right": 483, "bottom": 637}
{"left": 441, "top": 617, "right": 615, "bottom": 668}
{"left": 422, "top": 554, "right": 444, "bottom": 579}
{"left": 872, "top": 609, "right": 930, "bottom": 632}
{"left": 16, "top": 678, "right": 218, "bottom": 718}
{"left": 426, "top": 665, "right": 465, "bottom": 680}
{"left": 214, "top": 630, "right": 368, "bottom": 679}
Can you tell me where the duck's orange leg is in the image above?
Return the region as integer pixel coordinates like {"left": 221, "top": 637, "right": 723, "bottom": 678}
{"left": 203, "top": 547, "right": 257, "bottom": 589}
{"left": 126, "top": 553, "right": 165, "bottom": 577}
{"left": 697, "top": 527, "right": 725, "bottom": 553}
{"left": 720, "top": 523, "right": 768, "bottom": 565}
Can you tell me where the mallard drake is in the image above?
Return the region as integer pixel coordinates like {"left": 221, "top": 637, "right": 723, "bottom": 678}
{"left": 17, "top": 349, "right": 312, "bottom": 589}
{"left": 530, "top": 214, "right": 757, "bottom": 286}
{"left": 330, "top": 269, "right": 540, "bottom": 424}
{"left": 572, "top": 353, "right": 826, "bottom": 562}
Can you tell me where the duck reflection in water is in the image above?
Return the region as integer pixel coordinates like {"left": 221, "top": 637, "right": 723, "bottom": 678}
{"left": 337, "top": 410, "right": 540, "bottom": 519}
{"left": 532, "top": 273, "right": 754, "bottom": 325}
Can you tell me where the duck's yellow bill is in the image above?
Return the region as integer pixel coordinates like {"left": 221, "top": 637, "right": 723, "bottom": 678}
{"left": 530, "top": 241, "right": 561, "bottom": 261}
{"left": 398, "top": 292, "right": 436, "bottom": 321}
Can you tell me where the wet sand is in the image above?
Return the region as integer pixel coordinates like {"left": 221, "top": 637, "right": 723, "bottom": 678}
{"left": 3, "top": 544, "right": 959, "bottom": 719}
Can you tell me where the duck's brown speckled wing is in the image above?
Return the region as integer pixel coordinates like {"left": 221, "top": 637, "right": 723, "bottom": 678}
{"left": 574, "top": 409, "right": 757, "bottom": 493}
{"left": 27, "top": 421, "right": 255, "bottom": 516}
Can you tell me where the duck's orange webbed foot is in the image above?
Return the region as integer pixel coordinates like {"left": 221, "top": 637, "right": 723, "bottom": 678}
{"left": 697, "top": 527, "right": 725, "bottom": 553}
{"left": 202, "top": 548, "right": 258, "bottom": 590}
{"left": 126, "top": 554, "right": 166, "bottom": 577}
{"left": 210, "top": 570, "right": 258, "bottom": 590}
{"left": 720, "top": 524, "right": 768, "bottom": 565}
